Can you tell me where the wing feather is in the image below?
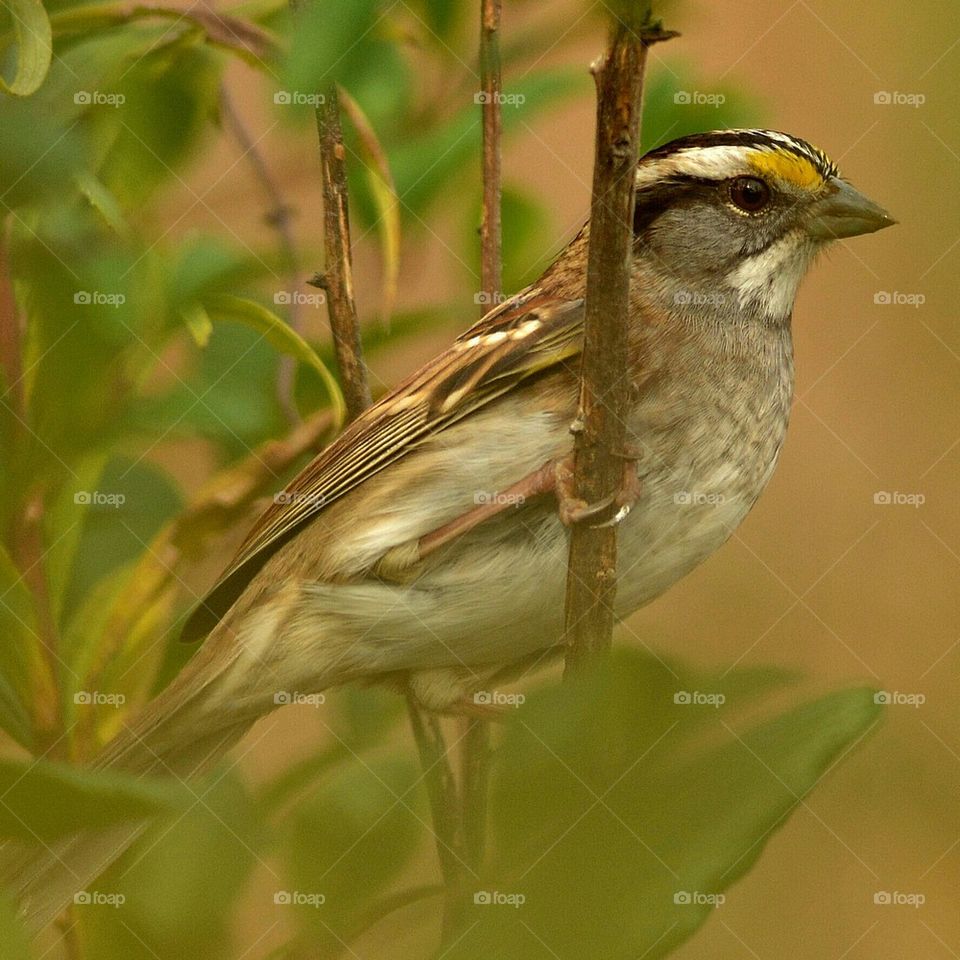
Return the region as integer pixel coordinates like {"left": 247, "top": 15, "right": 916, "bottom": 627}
{"left": 180, "top": 293, "right": 584, "bottom": 642}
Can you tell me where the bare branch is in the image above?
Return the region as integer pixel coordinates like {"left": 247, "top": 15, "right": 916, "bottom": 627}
{"left": 563, "top": 10, "right": 676, "bottom": 673}
{"left": 313, "top": 85, "right": 372, "bottom": 422}
{"left": 479, "top": 0, "right": 502, "bottom": 313}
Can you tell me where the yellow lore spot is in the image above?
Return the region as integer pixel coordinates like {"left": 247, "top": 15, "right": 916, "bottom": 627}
{"left": 747, "top": 149, "right": 826, "bottom": 190}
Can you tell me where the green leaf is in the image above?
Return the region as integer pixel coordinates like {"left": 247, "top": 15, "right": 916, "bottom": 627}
{"left": 205, "top": 294, "right": 346, "bottom": 429}
{"left": 181, "top": 301, "right": 214, "bottom": 347}
{"left": 0, "top": 758, "right": 189, "bottom": 842}
{"left": 283, "top": 756, "right": 423, "bottom": 946}
{"left": 0, "top": 0, "right": 52, "bottom": 96}
{"left": 0, "top": 890, "right": 32, "bottom": 960}
{"left": 445, "top": 650, "right": 881, "bottom": 959}
{"left": 81, "top": 773, "right": 261, "bottom": 959}
{"left": 0, "top": 545, "right": 39, "bottom": 750}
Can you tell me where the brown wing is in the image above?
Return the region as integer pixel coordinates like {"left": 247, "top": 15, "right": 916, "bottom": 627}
{"left": 180, "top": 291, "right": 584, "bottom": 643}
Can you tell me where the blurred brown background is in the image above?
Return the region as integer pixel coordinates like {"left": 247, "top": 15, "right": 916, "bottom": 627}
{"left": 154, "top": 0, "right": 959, "bottom": 956}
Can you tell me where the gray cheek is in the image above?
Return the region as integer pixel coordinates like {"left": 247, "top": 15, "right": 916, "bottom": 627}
{"left": 646, "top": 205, "right": 744, "bottom": 279}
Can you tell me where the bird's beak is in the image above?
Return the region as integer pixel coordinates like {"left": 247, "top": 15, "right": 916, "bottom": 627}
{"left": 807, "top": 177, "right": 896, "bottom": 240}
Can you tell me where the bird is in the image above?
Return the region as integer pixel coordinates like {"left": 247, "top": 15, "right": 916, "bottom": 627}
{"left": 4, "top": 128, "right": 894, "bottom": 931}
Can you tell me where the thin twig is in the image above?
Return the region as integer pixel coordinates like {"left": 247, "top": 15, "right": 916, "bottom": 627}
{"left": 221, "top": 83, "right": 303, "bottom": 425}
{"left": 562, "top": 9, "right": 676, "bottom": 673}
{"left": 478, "top": 0, "right": 502, "bottom": 313}
{"left": 313, "top": 85, "right": 372, "bottom": 421}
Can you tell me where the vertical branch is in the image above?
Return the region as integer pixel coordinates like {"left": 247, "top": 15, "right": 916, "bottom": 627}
{"left": 562, "top": 9, "right": 675, "bottom": 673}
{"left": 478, "top": 0, "right": 502, "bottom": 312}
{"left": 314, "top": 85, "right": 372, "bottom": 421}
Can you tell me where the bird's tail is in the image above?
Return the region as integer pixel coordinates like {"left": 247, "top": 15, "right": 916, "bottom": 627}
{"left": 0, "top": 612, "right": 280, "bottom": 936}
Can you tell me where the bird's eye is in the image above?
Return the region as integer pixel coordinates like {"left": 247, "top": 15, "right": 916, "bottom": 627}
{"left": 729, "top": 176, "right": 771, "bottom": 213}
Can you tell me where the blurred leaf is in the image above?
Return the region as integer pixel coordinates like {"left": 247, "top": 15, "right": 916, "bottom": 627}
{"left": 283, "top": 756, "right": 423, "bottom": 946}
{"left": 389, "top": 68, "right": 584, "bottom": 221}
{"left": 58, "top": 457, "right": 183, "bottom": 631}
{"left": 82, "top": 772, "right": 261, "bottom": 959}
{"left": 340, "top": 86, "right": 401, "bottom": 325}
{"left": 73, "top": 169, "right": 132, "bottom": 238}
{"left": 0, "top": 758, "right": 189, "bottom": 842}
{"left": 0, "top": 0, "right": 52, "bottom": 96}
{"left": 205, "top": 294, "right": 346, "bottom": 429}
{"left": 181, "top": 300, "right": 213, "bottom": 347}
{"left": 0, "top": 544, "right": 42, "bottom": 749}
{"left": 0, "top": 890, "right": 32, "bottom": 960}
{"left": 641, "top": 64, "right": 765, "bottom": 152}
{"left": 445, "top": 650, "right": 881, "bottom": 959}
{"left": 284, "top": 0, "right": 382, "bottom": 93}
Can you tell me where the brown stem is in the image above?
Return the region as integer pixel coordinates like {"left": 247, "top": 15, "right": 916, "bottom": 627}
{"left": 313, "top": 85, "right": 372, "bottom": 422}
{"left": 562, "top": 11, "right": 676, "bottom": 673}
{"left": 478, "top": 0, "right": 502, "bottom": 313}
{"left": 220, "top": 83, "right": 303, "bottom": 426}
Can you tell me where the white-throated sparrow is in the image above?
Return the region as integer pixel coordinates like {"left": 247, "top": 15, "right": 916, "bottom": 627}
{"left": 8, "top": 129, "right": 894, "bottom": 928}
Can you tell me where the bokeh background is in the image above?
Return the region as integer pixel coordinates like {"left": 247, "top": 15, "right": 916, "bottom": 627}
{"left": 1, "top": 0, "right": 958, "bottom": 957}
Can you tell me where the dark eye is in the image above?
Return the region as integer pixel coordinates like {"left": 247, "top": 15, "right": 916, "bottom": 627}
{"left": 729, "top": 176, "right": 771, "bottom": 213}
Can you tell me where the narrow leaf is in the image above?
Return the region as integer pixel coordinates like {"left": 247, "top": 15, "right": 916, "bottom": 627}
{"left": 0, "top": 0, "right": 52, "bottom": 96}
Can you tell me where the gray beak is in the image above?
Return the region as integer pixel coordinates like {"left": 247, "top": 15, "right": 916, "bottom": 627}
{"left": 807, "top": 177, "right": 896, "bottom": 240}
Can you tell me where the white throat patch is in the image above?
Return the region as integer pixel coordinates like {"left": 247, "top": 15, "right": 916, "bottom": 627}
{"left": 724, "top": 233, "right": 817, "bottom": 320}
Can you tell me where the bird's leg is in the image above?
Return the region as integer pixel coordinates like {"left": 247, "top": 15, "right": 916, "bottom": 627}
{"left": 553, "top": 448, "right": 642, "bottom": 527}
{"left": 414, "top": 450, "right": 641, "bottom": 563}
